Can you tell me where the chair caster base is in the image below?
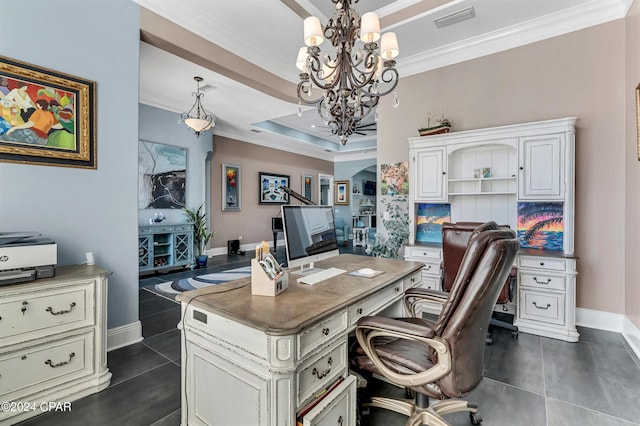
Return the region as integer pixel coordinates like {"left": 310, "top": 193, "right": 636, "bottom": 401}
{"left": 470, "top": 412, "right": 483, "bottom": 424}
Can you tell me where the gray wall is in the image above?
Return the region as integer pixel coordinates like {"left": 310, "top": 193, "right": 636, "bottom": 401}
{"left": 0, "top": 0, "right": 140, "bottom": 330}
{"left": 138, "top": 104, "right": 212, "bottom": 225}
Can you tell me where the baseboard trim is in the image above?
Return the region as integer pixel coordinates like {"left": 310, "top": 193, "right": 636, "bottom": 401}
{"left": 575, "top": 307, "right": 624, "bottom": 332}
{"left": 576, "top": 307, "right": 640, "bottom": 359}
{"left": 107, "top": 321, "right": 143, "bottom": 352}
{"left": 622, "top": 316, "right": 640, "bottom": 360}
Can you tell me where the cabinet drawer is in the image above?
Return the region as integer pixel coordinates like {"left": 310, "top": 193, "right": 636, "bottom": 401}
{"left": 0, "top": 282, "right": 95, "bottom": 346}
{"left": 173, "top": 225, "right": 193, "bottom": 232}
{"left": 0, "top": 332, "right": 93, "bottom": 397}
{"left": 421, "top": 276, "right": 441, "bottom": 291}
{"left": 519, "top": 290, "right": 565, "bottom": 325}
{"left": 297, "top": 341, "right": 347, "bottom": 408}
{"left": 406, "top": 246, "right": 442, "bottom": 260}
{"left": 519, "top": 272, "right": 566, "bottom": 291}
{"left": 519, "top": 256, "right": 567, "bottom": 272}
{"left": 298, "top": 311, "right": 348, "bottom": 359}
{"left": 403, "top": 270, "right": 422, "bottom": 290}
{"left": 349, "top": 281, "right": 403, "bottom": 326}
{"left": 300, "top": 375, "right": 356, "bottom": 426}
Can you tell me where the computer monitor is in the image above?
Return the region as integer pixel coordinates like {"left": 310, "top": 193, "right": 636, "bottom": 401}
{"left": 281, "top": 205, "right": 339, "bottom": 273}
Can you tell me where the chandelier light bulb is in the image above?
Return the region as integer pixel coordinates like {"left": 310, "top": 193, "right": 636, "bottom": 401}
{"left": 360, "top": 12, "right": 381, "bottom": 43}
{"left": 381, "top": 32, "right": 399, "bottom": 60}
{"left": 303, "top": 16, "right": 324, "bottom": 47}
{"left": 296, "top": 47, "right": 308, "bottom": 71}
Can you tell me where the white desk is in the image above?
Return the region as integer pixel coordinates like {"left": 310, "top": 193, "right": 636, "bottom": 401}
{"left": 177, "top": 254, "right": 422, "bottom": 426}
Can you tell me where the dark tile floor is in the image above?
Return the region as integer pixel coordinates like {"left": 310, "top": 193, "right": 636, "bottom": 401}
{"left": 19, "top": 246, "right": 640, "bottom": 425}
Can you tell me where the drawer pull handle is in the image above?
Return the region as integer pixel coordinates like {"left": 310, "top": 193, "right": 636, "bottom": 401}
{"left": 46, "top": 302, "right": 77, "bottom": 315}
{"left": 502, "top": 305, "right": 509, "bottom": 312}
{"left": 425, "top": 265, "right": 431, "bottom": 271}
{"left": 356, "top": 308, "right": 363, "bottom": 315}
{"left": 338, "top": 415, "right": 343, "bottom": 425}
{"left": 395, "top": 286, "right": 400, "bottom": 293}
{"left": 21, "top": 301, "right": 28, "bottom": 315}
{"left": 533, "top": 277, "right": 551, "bottom": 285}
{"left": 539, "top": 261, "right": 545, "bottom": 266}
{"left": 533, "top": 302, "right": 551, "bottom": 310}
{"left": 45, "top": 352, "right": 75, "bottom": 368}
{"left": 312, "top": 357, "right": 332, "bottom": 379}
{"left": 322, "top": 328, "right": 330, "bottom": 336}
{"left": 411, "top": 277, "right": 416, "bottom": 282}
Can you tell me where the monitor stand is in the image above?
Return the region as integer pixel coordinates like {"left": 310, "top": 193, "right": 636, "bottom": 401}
{"left": 289, "top": 262, "right": 325, "bottom": 276}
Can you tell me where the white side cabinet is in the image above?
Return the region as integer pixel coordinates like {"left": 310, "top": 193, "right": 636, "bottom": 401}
{"left": 516, "top": 253, "right": 579, "bottom": 342}
{"left": 407, "top": 117, "right": 579, "bottom": 342}
{"left": 0, "top": 265, "right": 111, "bottom": 425}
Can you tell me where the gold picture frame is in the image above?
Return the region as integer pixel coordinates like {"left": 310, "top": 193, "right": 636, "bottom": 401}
{"left": 0, "top": 55, "right": 97, "bottom": 169}
{"left": 334, "top": 180, "right": 350, "bottom": 205}
{"left": 636, "top": 83, "right": 640, "bottom": 161}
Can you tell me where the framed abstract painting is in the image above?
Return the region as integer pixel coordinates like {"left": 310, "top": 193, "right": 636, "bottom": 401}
{"left": 302, "top": 174, "right": 313, "bottom": 201}
{"left": 0, "top": 55, "right": 97, "bottom": 169}
{"left": 222, "top": 163, "right": 241, "bottom": 211}
{"left": 138, "top": 140, "right": 187, "bottom": 209}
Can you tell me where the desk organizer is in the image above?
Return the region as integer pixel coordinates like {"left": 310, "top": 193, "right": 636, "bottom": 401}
{"left": 251, "top": 258, "right": 289, "bottom": 296}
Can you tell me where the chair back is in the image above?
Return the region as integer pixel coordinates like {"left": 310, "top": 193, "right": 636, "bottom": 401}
{"left": 436, "top": 227, "right": 519, "bottom": 397}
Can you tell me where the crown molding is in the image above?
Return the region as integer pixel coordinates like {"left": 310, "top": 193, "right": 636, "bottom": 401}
{"left": 399, "top": 0, "right": 632, "bottom": 77}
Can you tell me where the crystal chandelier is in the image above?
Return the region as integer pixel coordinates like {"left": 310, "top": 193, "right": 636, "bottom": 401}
{"left": 296, "top": 0, "right": 399, "bottom": 145}
{"left": 179, "top": 76, "right": 215, "bottom": 138}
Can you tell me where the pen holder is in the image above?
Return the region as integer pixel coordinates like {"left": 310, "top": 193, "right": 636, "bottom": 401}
{"left": 251, "top": 258, "right": 289, "bottom": 296}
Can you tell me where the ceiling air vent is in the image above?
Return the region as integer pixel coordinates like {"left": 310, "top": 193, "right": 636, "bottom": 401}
{"left": 434, "top": 6, "right": 476, "bottom": 29}
{"left": 250, "top": 129, "right": 262, "bottom": 133}
{"left": 199, "top": 84, "right": 216, "bottom": 92}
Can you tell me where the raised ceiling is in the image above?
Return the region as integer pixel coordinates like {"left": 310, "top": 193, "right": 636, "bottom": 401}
{"left": 135, "top": 0, "right": 631, "bottom": 161}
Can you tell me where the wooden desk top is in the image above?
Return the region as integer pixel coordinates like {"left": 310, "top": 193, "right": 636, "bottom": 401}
{"left": 177, "top": 254, "right": 423, "bottom": 335}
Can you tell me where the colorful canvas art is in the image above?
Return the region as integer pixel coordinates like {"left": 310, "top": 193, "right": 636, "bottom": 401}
{"left": 259, "top": 172, "right": 289, "bottom": 204}
{"left": 517, "top": 202, "right": 564, "bottom": 251}
{"left": 415, "top": 203, "right": 451, "bottom": 243}
{"left": 380, "top": 162, "right": 409, "bottom": 195}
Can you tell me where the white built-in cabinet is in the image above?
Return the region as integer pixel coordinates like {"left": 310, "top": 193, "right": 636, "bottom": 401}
{"left": 406, "top": 117, "right": 579, "bottom": 342}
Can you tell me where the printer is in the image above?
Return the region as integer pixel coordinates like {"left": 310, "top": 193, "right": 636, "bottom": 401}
{"left": 0, "top": 233, "right": 57, "bottom": 285}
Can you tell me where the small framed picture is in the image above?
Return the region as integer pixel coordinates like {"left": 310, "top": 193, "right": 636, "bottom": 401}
{"left": 259, "top": 171, "right": 289, "bottom": 204}
{"left": 334, "top": 180, "right": 350, "bottom": 205}
{"left": 222, "top": 163, "right": 241, "bottom": 211}
{"left": 302, "top": 174, "right": 313, "bottom": 201}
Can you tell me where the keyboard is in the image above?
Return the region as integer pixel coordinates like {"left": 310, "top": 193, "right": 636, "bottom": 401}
{"left": 297, "top": 267, "right": 347, "bottom": 285}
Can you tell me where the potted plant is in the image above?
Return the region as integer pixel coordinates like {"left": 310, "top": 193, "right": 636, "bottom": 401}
{"left": 183, "top": 204, "right": 215, "bottom": 267}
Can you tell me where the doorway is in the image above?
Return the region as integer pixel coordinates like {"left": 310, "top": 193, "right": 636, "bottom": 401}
{"left": 318, "top": 174, "right": 333, "bottom": 206}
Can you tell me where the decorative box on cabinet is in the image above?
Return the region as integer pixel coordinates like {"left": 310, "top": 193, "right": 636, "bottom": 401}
{"left": 515, "top": 252, "right": 579, "bottom": 342}
{"left": 138, "top": 224, "right": 193, "bottom": 273}
{"left": 0, "top": 265, "right": 111, "bottom": 425}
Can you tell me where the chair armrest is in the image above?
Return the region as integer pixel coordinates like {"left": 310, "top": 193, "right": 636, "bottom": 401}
{"left": 403, "top": 288, "right": 449, "bottom": 317}
{"left": 355, "top": 316, "right": 451, "bottom": 388}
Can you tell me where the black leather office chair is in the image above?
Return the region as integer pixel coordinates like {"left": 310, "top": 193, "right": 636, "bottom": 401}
{"left": 441, "top": 222, "right": 518, "bottom": 344}
{"left": 351, "top": 224, "right": 519, "bottom": 425}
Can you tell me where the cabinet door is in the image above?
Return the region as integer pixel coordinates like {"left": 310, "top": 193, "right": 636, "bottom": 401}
{"left": 413, "top": 147, "right": 446, "bottom": 201}
{"left": 173, "top": 231, "right": 193, "bottom": 266}
{"left": 518, "top": 135, "right": 564, "bottom": 200}
{"left": 138, "top": 234, "right": 152, "bottom": 270}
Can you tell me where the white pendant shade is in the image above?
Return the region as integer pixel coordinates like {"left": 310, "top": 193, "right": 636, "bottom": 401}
{"left": 381, "top": 32, "right": 399, "bottom": 59}
{"left": 304, "top": 16, "right": 324, "bottom": 47}
{"left": 185, "top": 117, "right": 214, "bottom": 133}
{"left": 360, "top": 12, "right": 380, "bottom": 43}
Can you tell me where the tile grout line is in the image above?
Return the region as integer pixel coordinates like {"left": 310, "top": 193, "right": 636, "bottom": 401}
{"left": 541, "top": 337, "right": 549, "bottom": 426}
{"left": 545, "top": 396, "right": 640, "bottom": 426}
